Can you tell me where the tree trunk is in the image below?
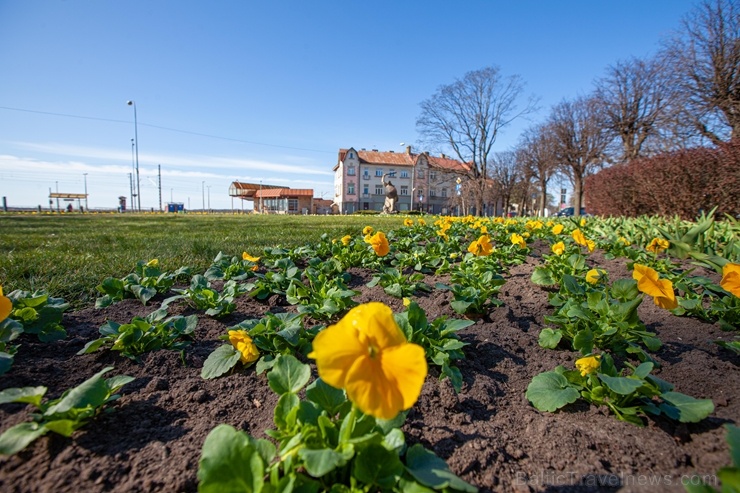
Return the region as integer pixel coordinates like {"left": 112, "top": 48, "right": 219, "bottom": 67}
{"left": 573, "top": 175, "right": 583, "bottom": 217}
{"left": 538, "top": 178, "right": 548, "bottom": 216}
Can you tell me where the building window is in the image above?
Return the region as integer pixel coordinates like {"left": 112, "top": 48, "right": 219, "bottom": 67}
{"left": 288, "top": 199, "right": 298, "bottom": 212}
{"left": 375, "top": 169, "right": 383, "bottom": 177}
{"left": 430, "top": 171, "right": 437, "bottom": 181}
{"left": 363, "top": 169, "right": 370, "bottom": 179}
{"left": 400, "top": 170, "right": 409, "bottom": 178}
{"left": 430, "top": 188, "right": 437, "bottom": 197}
{"left": 441, "top": 188, "right": 448, "bottom": 198}
{"left": 400, "top": 186, "right": 408, "bottom": 196}
{"left": 363, "top": 184, "right": 369, "bottom": 195}
{"left": 348, "top": 183, "right": 355, "bottom": 195}
{"left": 347, "top": 166, "right": 355, "bottom": 176}
{"left": 375, "top": 185, "right": 384, "bottom": 195}
{"left": 348, "top": 151, "right": 354, "bottom": 159}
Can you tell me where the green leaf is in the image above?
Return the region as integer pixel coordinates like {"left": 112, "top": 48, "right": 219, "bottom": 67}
{"left": 273, "top": 393, "right": 299, "bottom": 429}
{"left": 727, "top": 424, "right": 740, "bottom": 468}
{"left": 597, "top": 374, "right": 644, "bottom": 395}
{"left": 353, "top": 443, "right": 404, "bottom": 487}
{"left": 298, "top": 448, "right": 347, "bottom": 477}
{"left": 201, "top": 345, "right": 242, "bottom": 380}
{"left": 77, "top": 338, "right": 108, "bottom": 355}
{"left": 197, "top": 424, "right": 265, "bottom": 493}
{"left": 531, "top": 267, "right": 556, "bottom": 286}
{"left": 267, "top": 355, "right": 311, "bottom": 395}
{"left": 526, "top": 371, "right": 580, "bottom": 412}
{"left": 441, "top": 364, "right": 463, "bottom": 393}
{"left": 538, "top": 328, "right": 562, "bottom": 349}
{"left": 0, "top": 386, "right": 47, "bottom": 407}
{"left": 305, "top": 378, "right": 345, "bottom": 416}
{"left": 404, "top": 444, "right": 477, "bottom": 492}
{"left": 44, "top": 367, "right": 114, "bottom": 416}
{"left": 0, "top": 353, "right": 13, "bottom": 375}
{"left": 43, "top": 419, "right": 78, "bottom": 437}
{"left": 573, "top": 329, "right": 594, "bottom": 354}
{"left": 562, "top": 275, "right": 584, "bottom": 295}
{"left": 0, "top": 422, "right": 48, "bottom": 455}
{"left": 661, "top": 392, "right": 714, "bottom": 423}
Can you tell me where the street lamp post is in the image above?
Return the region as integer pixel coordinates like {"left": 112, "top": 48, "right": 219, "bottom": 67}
{"left": 126, "top": 101, "right": 141, "bottom": 211}
{"left": 401, "top": 143, "right": 414, "bottom": 212}
{"left": 83, "top": 173, "right": 88, "bottom": 211}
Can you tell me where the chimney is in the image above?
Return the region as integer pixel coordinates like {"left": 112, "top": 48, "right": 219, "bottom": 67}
{"left": 406, "top": 145, "right": 412, "bottom": 154}
{"left": 440, "top": 153, "right": 446, "bottom": 159}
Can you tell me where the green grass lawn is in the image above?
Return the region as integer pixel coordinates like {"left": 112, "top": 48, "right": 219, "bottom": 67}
{"left": 0, "top": 213, "right": 407, "bottom": 308}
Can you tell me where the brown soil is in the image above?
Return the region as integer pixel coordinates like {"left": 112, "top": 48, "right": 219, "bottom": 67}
{"left": 0, "top": 249, "right": 737, "bottom": 493}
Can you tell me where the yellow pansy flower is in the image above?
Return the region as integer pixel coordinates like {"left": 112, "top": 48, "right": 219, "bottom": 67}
{"left": 308, "top": 302, "right": 427, "bottom": 420}
{"left": 646, "top": 238, "right": 670, "bottom": 254}
{"left": 341, "top": 235, "right": 352, "bottom": 246}
{"left": 468, "top": 235, "right": 493, "bottom": 257}
{"left": 720, "top": 263, "right": 740, "bottom": 297}
{"left": 403, "top": 218, "right": 414, "bottom": 227}
{"left": 242, "top": 252, "right": 261, "bottom": 263}
{"left": 366, "top": 231, "right": 390, "bottom": 256}
{"left": 551, "top": 241, "right": 566, "bottom": 256}
{"left": 618, "top": 237, "right": 630, "bottom": 246}
{"left": 585, "top": 269, "right": 605, "bottom": 284}
{"left": 0, "top": 286, "right": 12, "bottom": 323}
{"left": 586, "top": 239, "right": 596, "bottom": 253}
{"left": 551, "top": 224, "right": 564, "bottom": 235}
{"left": 403, "top": 297, "right": 412, "bottom": 307}
{"left": 417, "top": 218, "right": 426, "bottom": 226}
{"left": 575, "top": 355, "right": 600, "bottom": 377}
{"left": 228, "top": 330, "right": 260, "bottom": 364}
{"left": 632, "top": 264, "right": 677, "bottom": 310}
{"left": 572, "top": 229, "right": 587, "bottom": 247}
{"left": 580, "top": 218, "right": 586, "bottom": 227}
{"left": 510, "top": 233, "right": 526, "bottom": 249}
{"left": 363, "top": 226, "right": 374, "bottom": 235}
{"left": 146, "top": 259, "right": 159, "bottom": 268}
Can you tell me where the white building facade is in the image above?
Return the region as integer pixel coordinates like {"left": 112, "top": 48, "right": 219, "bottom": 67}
{"left": 332, "top": 146, "right": 469, "bottom": 214}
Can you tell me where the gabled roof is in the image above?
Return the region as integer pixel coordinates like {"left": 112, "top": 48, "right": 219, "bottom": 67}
{"left": 334, "top": 147, "right": 469, "bottom": 173}
{"left": 255, "top": 188, "right": 314, "bottom": 198}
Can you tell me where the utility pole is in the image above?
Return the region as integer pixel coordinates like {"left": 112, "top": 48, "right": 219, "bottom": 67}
{"left": 157, "top": 164, "right": 162, "bottom": 212}
{"left": 83, "top": 173, "right": 88, "bottom": 211}
{"left": 202, "top": 181, "right": 205, "bottom": 212}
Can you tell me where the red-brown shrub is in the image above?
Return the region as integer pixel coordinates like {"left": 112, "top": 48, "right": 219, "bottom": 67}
{"left": 586, "top": 142, "right": 740, "bottom": 219}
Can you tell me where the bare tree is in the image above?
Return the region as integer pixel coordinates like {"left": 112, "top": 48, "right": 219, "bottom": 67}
{"left": 663, "top": 0, "right": 740, "bottom": 144}
{"left": 416, "top": 66, "right": 538, "bottom": 214}
{"left": 517, "top": 123, "right": 558, "bottom": 216}
{"left": 488, "top": 151, "right": 522, "bottom": 216}
{"left": 593, "top": 57, "right": 673, "bottom": 162}
{"left": 548, "top": 97, "right": 610, "bottom": 216}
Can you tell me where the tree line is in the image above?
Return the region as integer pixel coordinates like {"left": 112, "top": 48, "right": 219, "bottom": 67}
{"left": 416, "top": 0, "right": 740, "bottom": 217}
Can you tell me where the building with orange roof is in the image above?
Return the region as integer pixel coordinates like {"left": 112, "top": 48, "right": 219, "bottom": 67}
{"left": 229, "top": 181, "right": 316, "bottom": 214}
{"left": 332, "top": 146, "right": 472, "bottom": 214}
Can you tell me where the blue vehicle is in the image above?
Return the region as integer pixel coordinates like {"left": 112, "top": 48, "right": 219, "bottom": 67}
{"left": 555, "top": 207, "right": 590, "bottom": 217}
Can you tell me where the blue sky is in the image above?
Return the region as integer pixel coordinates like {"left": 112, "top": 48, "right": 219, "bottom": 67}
{"left": 0, "top": 0, "right": 696, "bottom": 211}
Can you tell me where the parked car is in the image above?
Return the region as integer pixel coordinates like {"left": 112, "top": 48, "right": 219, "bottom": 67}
{"left": 555, "top": 207, "right": 590, "bottom": 217}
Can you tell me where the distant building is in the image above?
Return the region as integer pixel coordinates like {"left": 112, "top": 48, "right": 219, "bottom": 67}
{"left": 229, "top": 182, "right": 316, "bottom": 214}
{"left": 332, "top": 146, "right": 471, "bottom": 214}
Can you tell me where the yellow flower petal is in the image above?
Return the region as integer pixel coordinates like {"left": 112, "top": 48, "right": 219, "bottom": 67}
{"left": 720, "top": 263, "right": 740, "bottom": 297}
{"left": 242, "top": 252, "right": 261, "bottom": 263}
{"left": 0, "top": 287, "right": 12, "bottom": 323}
{"left": 551, "top": 241, "right": 565, "bottom": 256}
{"left": 341, "top": 235, "right": 352, "bottom": 246}
{"left": 308, "top": 302, "right": 427, "bottom": 419}
{"left": 572, "top": 229, "right": 587, "bottom": 247}
{"left": 228, "top": 330, "right": 260, "bottom": 364}
{"left": 575, "top": 355, "right": 600, "bottom": 377}
{"left": 551, "top": 224, "right": 564, "bottom": 235}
